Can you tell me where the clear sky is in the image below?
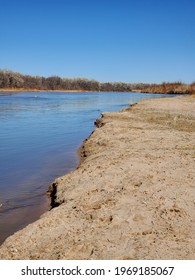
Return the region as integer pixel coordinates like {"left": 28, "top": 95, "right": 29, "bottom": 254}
{"left": 0, "top": 0, "right": 194, "bottom": 83}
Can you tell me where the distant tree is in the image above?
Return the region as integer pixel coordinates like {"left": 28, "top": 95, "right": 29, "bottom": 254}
{"left": 8, "top": 71, "right": 24, "bottom": 88}
{"left": 100, "top": 82, "right": 114, "bottom": 92}
{"left": 0, "top": 71, "right": 9, "bottom": 88}
{"left": 23, "top": 75, "right": 39, "bottom": 89}
{"left": 45, "top": 76, "right": 63, "bottom": 90}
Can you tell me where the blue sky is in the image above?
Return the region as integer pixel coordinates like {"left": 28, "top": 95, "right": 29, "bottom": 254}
{"left": 0, "top": 0, "right": 194, "bottom": 83}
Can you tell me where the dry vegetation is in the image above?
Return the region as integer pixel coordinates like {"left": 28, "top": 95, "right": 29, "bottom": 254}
{"left": 0, "top": 70, "right": 136, "bottom": 92}
{"left": 0, "top": 70, "right": 194, "bottom": 94}
{"left": 139, "top": 82, "right": 195, "bottom": 94}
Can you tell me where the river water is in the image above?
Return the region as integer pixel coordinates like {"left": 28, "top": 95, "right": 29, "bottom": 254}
{"left": 0, "top": 91, "right": 163, "bottom": 244}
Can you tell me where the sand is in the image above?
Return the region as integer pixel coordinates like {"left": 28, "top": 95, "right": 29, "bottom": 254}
{"left": 0, "top": 95, "right": 195, "bottom": 260}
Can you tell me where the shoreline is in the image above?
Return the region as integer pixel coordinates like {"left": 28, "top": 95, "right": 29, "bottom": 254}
{"left": 0, "top": 95, "right": 194, "bottom": 259}
{"left": 0, "top": 88, "right": 88, "bottom": 93}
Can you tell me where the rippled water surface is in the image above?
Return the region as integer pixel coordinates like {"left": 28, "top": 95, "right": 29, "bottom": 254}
{"left": 0, "top": 91, "right": 163, "bottom": 244}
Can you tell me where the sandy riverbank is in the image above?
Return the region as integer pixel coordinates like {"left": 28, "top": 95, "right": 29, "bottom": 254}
{"left": 0, "top": 95, "right": 195, "bottom": 259}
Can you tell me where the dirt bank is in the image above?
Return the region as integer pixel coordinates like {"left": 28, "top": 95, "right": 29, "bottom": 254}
{"left": 0, "top": 95, "right": 195, "bottom": 259}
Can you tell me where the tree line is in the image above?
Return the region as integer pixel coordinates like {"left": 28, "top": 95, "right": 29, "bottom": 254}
{"left": 0, "top": 70, "right": 149, "bottom": 92}
{"left": 0, "top": 70, "right": 194, "bottom": 94}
